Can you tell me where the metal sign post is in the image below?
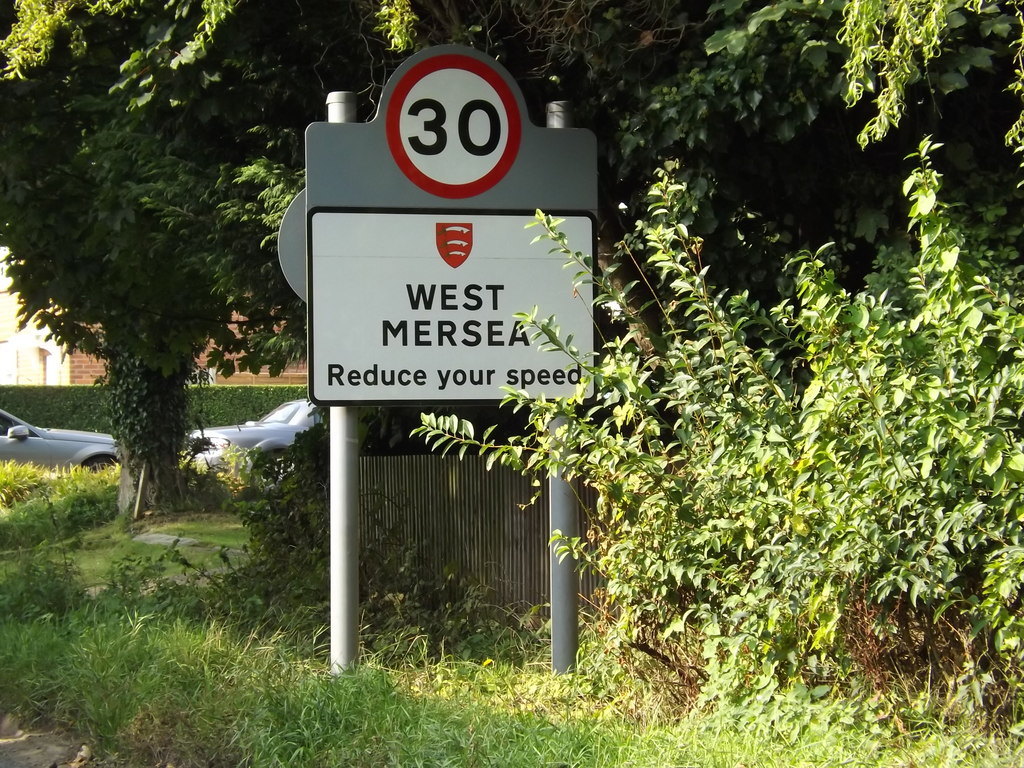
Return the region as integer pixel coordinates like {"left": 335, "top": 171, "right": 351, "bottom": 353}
{"left": 326, "top": 91, "right": 360, "bottom": 674}
{"left": 298, "top": 46, "right": 596, "bottom": 674}
{"left": 546, "top": 103, "right": 580, "bottom": 674}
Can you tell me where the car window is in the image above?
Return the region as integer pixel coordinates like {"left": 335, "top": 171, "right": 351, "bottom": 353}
{"left": 291, "top": 403, "right": 316, "bottom": 427}
{"left": 260, "top": 401, "right": 303, "bottom": 425}
{"left": 0, "top": 414, "right": 13, "bottom": 433}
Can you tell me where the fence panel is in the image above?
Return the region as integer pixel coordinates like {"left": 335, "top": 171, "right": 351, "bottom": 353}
{"left": 359, "top": 455, "right": 600, "bottom": 610}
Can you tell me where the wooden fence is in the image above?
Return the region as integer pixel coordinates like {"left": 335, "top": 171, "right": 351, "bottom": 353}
{"left": 359, "top": 455, "right": 600, "bottom": 611}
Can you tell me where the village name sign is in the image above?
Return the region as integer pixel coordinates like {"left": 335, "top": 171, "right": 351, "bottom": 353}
{"left": 302, "top": 45, "right": 597, "bottom": 404}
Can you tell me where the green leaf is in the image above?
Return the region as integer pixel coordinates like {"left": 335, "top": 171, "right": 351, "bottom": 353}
{"left": 845, "top": 304, "right": 869, "bottom": 329}
{"left": 984, "top": 443, "right": 1002, "bottom": 475}
{"left": 965, "top": 306, "right": 984, "bottom": 329}
{"left": 802, "top": 41, "right": 828, "bottom": 69}
{"left": 705, "top": 28, "right": 747, "bottom": 56}
{"left": 920, "top": 455, "right": 934, "bottom": 478}
{"left": 916, "top": 189, "right": 937, "bottom": 215}
{"left": 748, "top": 5, "right": 787, "bottom": 32}
{"left": 802, "top": 379, "right": 822, "bottom": 406}
{"left": 938, "top": 71, "right": 968, "bottom": 94}
{"left": 855, "top": 207, "right": 889, "bottom": 242}
{"left": 939, "top": 247, "right": 959, "bottom": 271}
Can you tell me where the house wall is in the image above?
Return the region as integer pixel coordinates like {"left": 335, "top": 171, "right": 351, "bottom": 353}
{"left": 66, "top": 350, "right": 309, "bottom": 387}
{"left": 68, "top": 352, "right": 107, "bottom": 385}
{"left": 1, "top": 252, "right": 307, "bottom": 386}
{"left": 0, "top": 258, "right": 70, "bottom": 385}
{"left": 211, "top": 361, "right": 308, "bottom": 386}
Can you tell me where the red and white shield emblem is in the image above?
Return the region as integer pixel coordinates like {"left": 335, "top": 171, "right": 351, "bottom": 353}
{"left": 436, "top": 223, "right": 473, "bottom": 268}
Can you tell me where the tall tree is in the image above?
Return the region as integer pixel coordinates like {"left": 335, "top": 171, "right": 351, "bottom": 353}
{"left": 4, "top": 0, "right": 1024, "bottom": 498}
{"left": 371, "top": 0, "right": 1024, "bottom": 289}
{"left": 0, "top": 0, "right": 382, "bottom": 505}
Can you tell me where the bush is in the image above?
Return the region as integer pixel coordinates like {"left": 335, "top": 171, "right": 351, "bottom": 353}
{"left": 417, "top": 143, "right": 1024, "bottom": 720}
{"left": 224, "top": 424, "right": 511, "bottom": 654}
{"left": 0, "top": 465, "right": 118, "bottom": 550}
{"left": 0, "top": 553, "right": 85, "bottom": 620}
{"left": 227, "top": 422, "right": 331, "bottom": 617}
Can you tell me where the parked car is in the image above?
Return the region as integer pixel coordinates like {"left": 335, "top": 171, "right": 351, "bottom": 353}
{"left": 191, "top": 399, "right": 320, "bottom": 468}
{"left": 0, "top": 407, "right": 118, "bottom": 469}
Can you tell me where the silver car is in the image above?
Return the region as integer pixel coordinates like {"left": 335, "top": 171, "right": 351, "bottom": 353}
{"left": 0, "top": 407, "right": 118, "bottom": 469}
{"left": 191, "top": 399, "right": 319, "bottom": 468}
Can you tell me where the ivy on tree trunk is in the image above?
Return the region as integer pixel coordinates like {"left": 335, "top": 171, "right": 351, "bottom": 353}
{"left": 104, "top": 349, "right": 195, "bottom": 514}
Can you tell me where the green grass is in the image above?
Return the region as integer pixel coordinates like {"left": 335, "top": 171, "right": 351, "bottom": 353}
{"left": 70, "top": 512, "right": 247, "bottom": 586}
{"left": 1, "top": 467, "right": 1021, "bottom": 767}
{"left": 0, "top": 461, "right": 247, "bottom": 587}
{"left": 144, "top": 513, "right": 247, "bottom": 550}
{"left": 0, "top": 464, "right": 119, "bottom": 551}
{"left": 0, "top": 609, "right": 1019, "bottom": 768}
{"left": 0, "top": 460, "right": 49, "bottom": 507}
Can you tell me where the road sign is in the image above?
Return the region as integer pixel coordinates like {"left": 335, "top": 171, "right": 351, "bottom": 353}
{"left": 385, "top": 52, "right": 522, "bottom": 198}
{"left": 304, "top": 45, "right": 597, "bottom": 405}
{"left": 300, "top": 49, "right": 598, "bottom": 677}
{"left": 277, "top": 188, "right": 306, "bottom": 300}
{"left": 309, "top": 209, "right": 594, "bottom": 404}
{"left": 304, "top": 49, "right": 596, "bottom": 212}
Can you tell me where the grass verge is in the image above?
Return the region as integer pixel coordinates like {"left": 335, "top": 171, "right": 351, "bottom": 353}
{"left": 1, "top": 493, "right": 247, "bottom": 589}
{"left": 0, "top": 606, "right": 1021, "bottom": 768}
{"left": 1, "top": 466, "right": 1021, "bottom": 767}
{"left": 70, "top": 512, "right": 247, "bottom": 587}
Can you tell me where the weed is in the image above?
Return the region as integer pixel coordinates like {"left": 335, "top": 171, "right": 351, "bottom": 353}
{"left": 0, "top": 460, "right": 47, "bottom": 508}
{"left": 0, "top": 465, "right": 117, "bottom": 551}
{"left": 0, "top": 551, "right": 84, "bottom": 620}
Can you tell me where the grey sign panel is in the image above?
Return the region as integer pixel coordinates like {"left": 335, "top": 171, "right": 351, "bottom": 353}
{"left": 305, "top": 46, "right": 596, "bottom": 213}
{"left": 305, "top": 122, "right": 597, "bottom": 211}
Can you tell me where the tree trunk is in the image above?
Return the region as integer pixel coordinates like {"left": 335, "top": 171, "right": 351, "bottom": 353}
{"left": 104, "top": 349, "right": 195, "bottom": 515}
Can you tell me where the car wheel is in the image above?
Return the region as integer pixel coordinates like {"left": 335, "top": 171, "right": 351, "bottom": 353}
{"left": 82, "top": 455, "right": 117, "bottom": 471}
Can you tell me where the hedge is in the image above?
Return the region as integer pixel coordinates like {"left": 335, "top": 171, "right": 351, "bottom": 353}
{"left": 0, "top": 385, "right": 112, "bottom": 432}
{"left": 0, "top": 385, "right": 306, "bottom": 434}
{"left": 189, "top": 385, "right": 307, "bottom": 430}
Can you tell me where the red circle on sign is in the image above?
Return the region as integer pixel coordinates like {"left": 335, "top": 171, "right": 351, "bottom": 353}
{"left": 386, "top": 53, "right": 522, "bottom": 199}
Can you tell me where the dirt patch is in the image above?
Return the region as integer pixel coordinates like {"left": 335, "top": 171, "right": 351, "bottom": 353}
{"left": 0, "top": 716, "right": 145, "bottom": 768}
{"left": 0, "top": 730, "right": 79, "bottom": 768}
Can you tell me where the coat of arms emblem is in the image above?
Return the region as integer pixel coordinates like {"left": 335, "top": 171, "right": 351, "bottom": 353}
{"left": 436, "top": 223, "right": 473, "bottom": 268}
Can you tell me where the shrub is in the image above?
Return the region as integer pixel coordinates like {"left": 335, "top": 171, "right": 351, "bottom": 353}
{"left": 225, "top": 424, "right": 511, "bottom": 653}
{"left": 0, "top": 465, "right": 118, "bottom": 550}
{"left": 0, "top": 553, "right": 84, "bottom": 620}
{"left": 227, "top": 422, "right": 330, "bottom": 605}
{"left": 0, "top": 460, "right": 48, "bottom": 508}
{"left": 417, "top": 142, "right": 1024, "bottom": 719}
{"left": 0, "top": 385, "right": 111, "bottom": 432}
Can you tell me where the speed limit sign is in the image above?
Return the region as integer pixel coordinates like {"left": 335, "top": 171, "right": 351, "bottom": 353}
{"left": 303, "top": 44, "right": 597, "bottom": 404}
{"left": 386, "top": 53, "right": 522, "bottom": 199}
{"left": 300, "top": 45, "right": 598, "bottom": 679}
{"left": 304, "top": 45, "right": 595, "bottom": 213}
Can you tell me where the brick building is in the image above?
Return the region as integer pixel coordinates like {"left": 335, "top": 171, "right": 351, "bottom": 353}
{"left": 0, "top": 252, "right": 306, "bottom": 386}
{"left": 0, "top": 259, "right": 68, "bottom": 385}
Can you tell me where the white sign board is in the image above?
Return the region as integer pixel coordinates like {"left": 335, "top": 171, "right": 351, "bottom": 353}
{"left": 309, "top": 210, "right": 594, "bottom": 404}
